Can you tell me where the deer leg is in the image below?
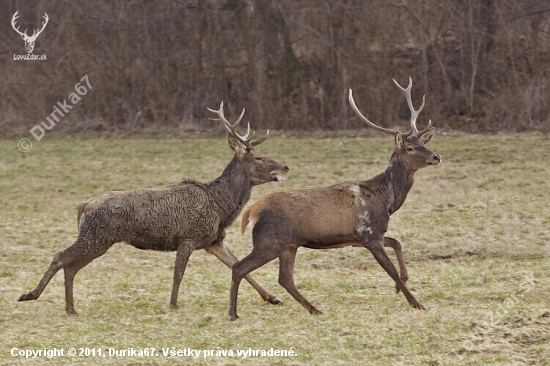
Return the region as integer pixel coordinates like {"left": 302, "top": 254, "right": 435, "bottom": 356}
{"left": 18, "top": 240, "right": 91, "bottom": 303}
{"left": 63, "top": 251, "right": 107, "bottom": 315}
{"left": 229, "top": 248, "right": 283, "bottom": 321}
{"left": 278, "top": 244, "right": 321, "bottom": 315}
{"left": 383, "top": 237, "right": 409, "bottom": 294}
{"left": 230, "top": 214, "right": 293, "bottom": 320}
{"left": 206, "top": 241, "right": 282, "bottom": 305}
{"left": 169, "top": 241, "right": 194, "bottom": 309}
{"left": 361, "top": 239, "right": 424, "bottom": 310}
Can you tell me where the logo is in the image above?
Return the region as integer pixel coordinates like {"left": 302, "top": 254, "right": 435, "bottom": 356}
{"left": 12, "top": 10, "right": 48, "bottom": 59}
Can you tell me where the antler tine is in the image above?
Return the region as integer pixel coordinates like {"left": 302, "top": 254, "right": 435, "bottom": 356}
{"left": 417, "top": 119, "right": 432, "bottom": 136}
{"left": 207, "top": 102, "right": 269, "bottom": 146}
{"left": 240, "top": 122, "right": 254, "bottom": 142}
{"left": 392, "top": 77, "right": 425, "bottom": 137}
{"left": 348, "top": 89, "right": 398, "bottom": 135}
{"left": 249, "top": 129, "right": 269, "bottom": 146}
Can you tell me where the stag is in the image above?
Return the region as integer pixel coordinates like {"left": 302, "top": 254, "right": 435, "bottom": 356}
{"left": 11, "top": 11, "right": 49, "bottom": 53}
{"left": 229, "top": 78, "right": 441, "bottom": 320}
{"left": 19, "top": 103, "right": 289, "bottom": 315}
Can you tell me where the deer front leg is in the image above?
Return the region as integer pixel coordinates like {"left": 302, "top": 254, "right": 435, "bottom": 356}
{"left": 360, "top": 236, "right": 423, "bottom": 310}
{"left": 383, "top": 237, "right": 409, "bottom": 293}
{"left": 206, "top": 241, "right": 282, "bottom": 305}
{"left": 169, "top": 241, "right": 194, "bottom": 309}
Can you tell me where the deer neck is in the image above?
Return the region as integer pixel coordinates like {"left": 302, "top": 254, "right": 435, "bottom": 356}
{"left": 382, "top": 153, "right": 416, "bottom": 215}
{"left": 210, "top": 156, "right": 253, "bottom": 226}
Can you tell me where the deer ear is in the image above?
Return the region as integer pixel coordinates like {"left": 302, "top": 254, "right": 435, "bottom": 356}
{"left": 419, "top": 127, "right": 436, "bottom": 145}
{"left": 394, "top": 132, "right": 404, "bottom": 150}
{"left": 228, "top": 134, "right": 247, "bottom": 155}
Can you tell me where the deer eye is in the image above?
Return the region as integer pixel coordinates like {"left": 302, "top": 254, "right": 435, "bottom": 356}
{"left": 406, "top": 146, "right": 414, "bottom": 152}
{"left": 255, "top": 157, "right": 263, "bottom": 162}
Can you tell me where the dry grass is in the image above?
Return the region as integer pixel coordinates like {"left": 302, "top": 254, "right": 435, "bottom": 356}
{"left": 1, "top": 134, "right": 549, "bottom": 365}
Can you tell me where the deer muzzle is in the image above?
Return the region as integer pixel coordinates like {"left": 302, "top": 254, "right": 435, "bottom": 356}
{"left": 428, "top": 154, "right": 441, "bottom": 165}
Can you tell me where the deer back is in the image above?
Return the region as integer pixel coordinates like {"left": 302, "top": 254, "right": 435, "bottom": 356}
{"left": 77, "top": 181, "right": 221, "bottom": 251}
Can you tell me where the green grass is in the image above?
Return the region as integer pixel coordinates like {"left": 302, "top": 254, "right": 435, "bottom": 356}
{"left": 1, "top": 134, "right": 549, "bottom": 365}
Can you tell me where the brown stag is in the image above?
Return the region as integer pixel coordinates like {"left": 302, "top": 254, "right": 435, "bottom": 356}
{"left": 18, "top": 103, "right": 288, "bottom": 315}
{"left": 229, "top": 78, "right": 441, "bottom": 320}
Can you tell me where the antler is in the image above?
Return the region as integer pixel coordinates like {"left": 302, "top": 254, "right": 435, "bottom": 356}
{"left": 349, "top": 78, "right": 432, "bottom": 137}
{"left": 207, "top": 102, "right": 269, "bottom": 147}
{"left": 11, "top": 11, "right": 27, "bottom": 38}
{"left": 348, "top": 89, "right": 401, "bottom": 136}
{"left": 392, "top": 77, "right": 432, "bottom": 137}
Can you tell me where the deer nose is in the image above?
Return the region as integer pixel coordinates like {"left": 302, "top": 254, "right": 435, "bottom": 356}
{"left": 434, "top": 155, "right": 441, "bottom": 163}
{"left": 283, "top": 165, "right": 289, "bottom": 172}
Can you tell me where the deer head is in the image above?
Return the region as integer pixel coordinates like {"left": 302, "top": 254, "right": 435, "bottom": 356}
{"left": 208, "top": 102, "right": 288, "bottom": 185}
{"left": 349, "top": 78, "right": 441, "bottom": 170}
{"left": 12, "top": 11, "right": 49, "bottom": 54}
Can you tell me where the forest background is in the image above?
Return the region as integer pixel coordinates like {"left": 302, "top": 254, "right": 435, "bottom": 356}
{"left": 1, "top": 0, "right": 549, "bottom": 136}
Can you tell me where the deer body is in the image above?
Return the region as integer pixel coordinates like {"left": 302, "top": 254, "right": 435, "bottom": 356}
{"left": 78, "top": 176, "right": 251, "bottom": 253}
{"left": 229, "top": 78, "right": 441, "bottom": 320}
{"left": 19, "top": 103, "right": 288, "bottom": 315}
{"left": 244, "top": 161, "right": 415, "bottom": 250}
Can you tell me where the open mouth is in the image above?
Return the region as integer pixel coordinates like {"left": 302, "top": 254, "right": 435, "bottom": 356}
{"left": 270, "top": 172, "right": 286, "bottom": 183}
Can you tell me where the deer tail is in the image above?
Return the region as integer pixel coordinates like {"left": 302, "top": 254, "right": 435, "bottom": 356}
{"left": 76, "top": 201, "right": 87, "bottom": 231}
{"left": 241, "top": 206, "right": 253, "bottom": 235}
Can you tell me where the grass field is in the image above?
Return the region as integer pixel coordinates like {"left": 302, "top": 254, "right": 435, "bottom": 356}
{"left": 1, "top": 134, "right": 549, "bottom": 365}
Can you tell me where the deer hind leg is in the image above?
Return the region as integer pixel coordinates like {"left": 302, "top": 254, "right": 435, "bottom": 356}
{"left": 361, "top": 238, "right": 424, "bottom": 310}
{"left": 18, "top": 239, "right": 96, "bottom": 304}
{"left": 383, "top": 237, "right": 409, "bottom": 293}
{"left": 63, "top": 250, "right": 107, "bottom": 315}
{"left": 206, "top": 241, "right": 282, "bottom": 305}
{"left": 278, "top": 244, "right": 321, "bottom": 315}
{"left": 229, "top": 215, "right": 294, "bottom": 320}
{"left": 169, "top": 240, "right": 195, "bottom": 309}
{"left": 229, "top": 247, "right": 282, "bottom": 321}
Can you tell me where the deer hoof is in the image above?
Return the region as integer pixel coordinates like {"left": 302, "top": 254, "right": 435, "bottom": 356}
{"left": 66, "top": 309, "right": 78, "bottom": 316}
{"left": 169, "top": 303, "right": 178, "bottom": 310}
{"left": 268, "top": 297, "right": 283, "bottom": 305}
{"left": 229, "top": 314, "right": 240, "bottom": 321}
{"left": 18, "top": 293, "right": 35, "bottom": 302}
{"left": 310, "top": 308, "right": 323, "bottom": 315}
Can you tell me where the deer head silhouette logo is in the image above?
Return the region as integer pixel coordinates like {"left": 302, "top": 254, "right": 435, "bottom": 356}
{"left": 12, "top": 11, "right": 49, "bottom": 54}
